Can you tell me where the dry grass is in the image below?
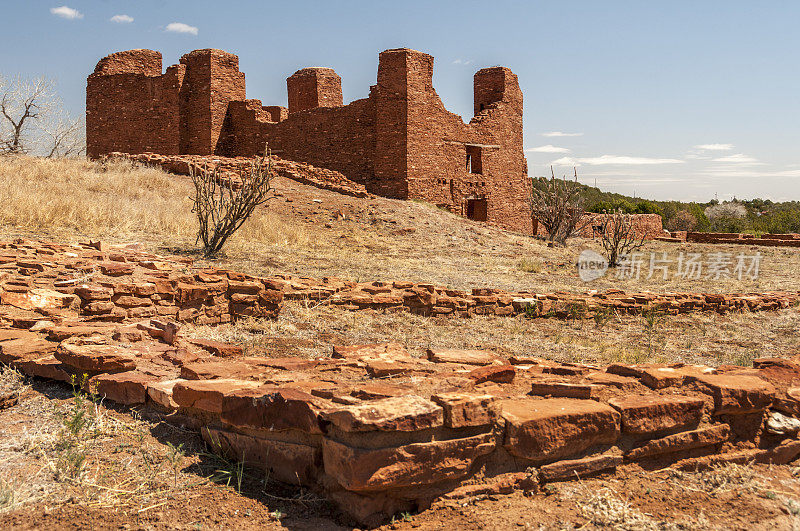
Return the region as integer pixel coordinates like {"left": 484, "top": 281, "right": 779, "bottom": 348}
{"left": 0, "top": 155, "right": 311, "bottom": 251}
{"left": 180, "top": 300, "right": 800, "bottom": 369}
{"left": 670, "top": 462, "right": 763, "bottom": 495}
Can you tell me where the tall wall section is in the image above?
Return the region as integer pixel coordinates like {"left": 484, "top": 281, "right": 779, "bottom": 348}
{"left": 178, "top": 49, "right": 245, "bottom": 154}
{"left": 86, "top": 50, "right": 183, "bottom": 158}
{"left": 87, "top": 49, "right": 245, "bottom": 158}
{"left": 390, "top": 49, "right": 529, "bottom": 232}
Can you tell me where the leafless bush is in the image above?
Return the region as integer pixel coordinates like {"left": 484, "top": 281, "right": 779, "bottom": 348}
{"left": 528, "top": 167, "right": 588, "bottom": 245}
{"left": 600, "top": 208, "right": 645, "bottom": 266}
{"left": 0, "top": 75, "right": 84, "bottom": 157}
{"left": 667, "top": 210, "right": 698, "bottom": 232}
{"left": 191, "top": 145, "right": 274, "bottom": 257}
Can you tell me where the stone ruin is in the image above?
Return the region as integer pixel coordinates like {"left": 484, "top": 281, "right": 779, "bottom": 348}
{"left": 87, "top": 48, "right": 530, "bottom": 232}
{"left": 659, "top": 231, "right": 800, "bottom": 247}
{"left": 2, "top": 239, "right": 800, "bottom": 525}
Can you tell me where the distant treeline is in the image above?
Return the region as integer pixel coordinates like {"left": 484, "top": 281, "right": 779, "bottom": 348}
{"left": 530, "top": 176, "right": 800, "bottom": 234}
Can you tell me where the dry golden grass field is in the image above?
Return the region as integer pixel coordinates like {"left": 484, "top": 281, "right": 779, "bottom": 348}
{"left": 2, "top": 156, "right": 800, "bottom": 529}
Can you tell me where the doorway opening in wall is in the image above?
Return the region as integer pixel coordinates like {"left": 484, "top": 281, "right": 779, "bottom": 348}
{"left": 466, "top": 198, "right": 488, "bottom": 221}
{"left": 465, "top": 145, "right": 483, "bottom": 174}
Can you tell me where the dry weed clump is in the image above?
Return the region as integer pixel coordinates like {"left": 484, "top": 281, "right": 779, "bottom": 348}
{"left": 669, "top": 462, "right": 763, "bottom": 495}
{"left": 0, "top": 156, "right": 310, "bottom": 249}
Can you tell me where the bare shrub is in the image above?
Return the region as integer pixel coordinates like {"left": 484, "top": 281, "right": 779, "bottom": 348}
{"left": 599, "top": 208, "right": 645, "bottom": 266}
{"left": 667, "top": 210, "right": 698, "bottom": 232}
{"left": 191, "top": 145, "right": 274, "bottom": 257}
{"left": 528, "top": 167, "right": 588, "bottom": 245}
{"left": 0, "top": 75, "right": 84, "bottom": 157}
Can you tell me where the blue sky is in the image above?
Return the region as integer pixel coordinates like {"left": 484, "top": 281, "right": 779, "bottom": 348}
{"left": 4, "top": 1, "right": 799, "bottom": 202}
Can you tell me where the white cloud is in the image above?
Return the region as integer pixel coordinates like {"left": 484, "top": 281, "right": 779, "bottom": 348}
{"left": 553, "top": 155, "right": 684, "bottom": 166}
{"left": 700, "top": 168, "right": 800, "bottom": 178}
{"left": 712, "top": 153, "right": 760, "bottom": 164}
{"left": 165, "top": 22, "right": 198, "bottom": 35}
{"left": 452, "top": 59, "right": 473, "bottom": 65}
{"left": 694, "top": 143, "right": 734, "bottom": 151}
{"left": 525, "top": 145, "right": 570, "bottom": 154}
{"left": 541, "top": 131, "right": 583, "bottom": 137}
{"left": 110, "top": 14, "right": 134, "bottom": 23}
{"left": 50, "top": 6, "right": 83, "bottom": 19}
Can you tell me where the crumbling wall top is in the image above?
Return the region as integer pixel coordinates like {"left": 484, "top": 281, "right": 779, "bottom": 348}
{"left": 287, "top": 67, "right": 343, "bottom": 114}
{"left": 179, "top": 48, "right": 241, "bottom": 68}
{"left": 474, "top": 66, "right": 522, "bottom": 116}
{"left": 290, "top": 67, "right": 340, "bottom": 78}
{"left": 93, "top": 49, "right": 162, "bottom": 76}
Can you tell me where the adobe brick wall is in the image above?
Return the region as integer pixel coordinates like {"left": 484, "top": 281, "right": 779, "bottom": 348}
{"left": 87, "top": 47, "right": 531, "bottom": 234}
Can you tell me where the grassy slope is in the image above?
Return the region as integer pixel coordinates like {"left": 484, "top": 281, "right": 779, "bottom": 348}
{"left": 1, "top": 156, "right": 799, "bottom": 369}
{"left": 2, "top": 156, "right": 798, "bottom": 294}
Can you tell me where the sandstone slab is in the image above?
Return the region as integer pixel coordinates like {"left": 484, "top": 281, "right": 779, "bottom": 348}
{"left": 468, "top": 364, "right": 515, "bottom": 384}
{"left": 172, "top": 379, "right": 261, "bottom": 414}
{"left": 608, "top": 395, "right": 704, "bottom": 436}
{"left": 539, "top": 454, "right": 622, "bottom": 482}
{"left": 333, "top": 342, "right": 410, "bottom": 361}
{"left": 322, "top": 432, "right": 495, "bottom": 492}
{"left": 0, "top": 336, "right": 57, "bottom": 365}
{"left": 146, "top": 378, "right": 184, "bottom": 409}
{"left": 431, "top": 392, "right": 496, "bottom": 428}
{"left": 426, "top": 348, "right": 503, "bottom": 366}
{"left": 54, "top": 343, "right": 136, "bottom": 374}
{"left": 202, "top": 427, "right": 321, "bottom": 485}
{"left": 188, "top": 338, "right": 243, "bottom": 358}
{"left": 92, "top": 371, "right": 157, "bottom": 404}
{"left": 221, "top": 386, "right": 324, "bottom": 433}
{"left": 530, "top": 381, "right": 599, "bottom": 400}
{"left": 689, "top": 374, "right": 775, "bottom": 414}
{"left": 501, "top": 398, "right": 620, "bottom": 461}
{"left": 322, "top": 395, "right": 443, "bottom": 433}
{"left": 626, "top": 424, "right": 730, "bottom": 460}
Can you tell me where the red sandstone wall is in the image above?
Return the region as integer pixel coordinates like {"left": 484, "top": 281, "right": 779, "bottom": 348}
{"left": 287, "top": 68, "right": 343, "bottom": 114}
{"left": 399, "top": 51, "right": 529, "bottom": 233}
{"left": 179, "top": 49, "right": 245, "bottom": 155}
{"left": 87, "top": 49, "right": 245, "bottom": 158}
{"left": 86, "top": 50, "right": 183, "bottom": 158}
{"left": 218, "top": 97, "right": 377, "bottom": 185}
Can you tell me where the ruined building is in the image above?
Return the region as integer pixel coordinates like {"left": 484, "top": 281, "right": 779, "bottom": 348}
{"left": 86, "top": 48, "right": 530, "bottom": 232}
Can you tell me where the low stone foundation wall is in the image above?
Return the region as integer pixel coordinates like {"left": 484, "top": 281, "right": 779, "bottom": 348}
{"left": 0, "top": 239, "right": 282, "bottom": 325}
{"left": 535, "top": 213, "right": 665, "bottom": 240}
{"left": 657, "top": 231, "right": 800, "bottom": 248}
{"left": 3, "top": 240, "right": 800, "bottom": 525}
{"left": 280, "top": 276, "right": 798, "bottom": 317}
